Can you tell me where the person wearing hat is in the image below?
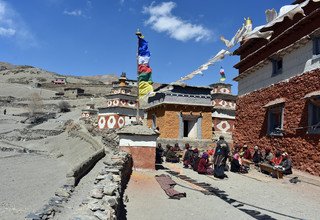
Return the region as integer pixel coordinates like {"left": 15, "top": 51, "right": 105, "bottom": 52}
{"left": 252, "top": 145, "right": 262, "bottom": 165}
{"left": 280, "top": 152, "right": 293, "bottom": 175}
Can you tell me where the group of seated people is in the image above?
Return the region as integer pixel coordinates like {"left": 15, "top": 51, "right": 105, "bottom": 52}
{"left": 230, "top": 144, "right": 293, "bottom": 175}
{"left": 156, "top": 136, "right": 230, "bottom": 179}
{"left": 156, "top": 141, "right": 293, "bottom": 178}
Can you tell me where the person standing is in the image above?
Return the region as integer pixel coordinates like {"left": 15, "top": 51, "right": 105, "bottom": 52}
{"left": 3, "top": 109, "right": 6, "bottom": 115}
{"left": 155, "top": 143, "right": 164, "bottom": 164}
{"left": 213, "top": 136, "right": 230, "bottom": 179}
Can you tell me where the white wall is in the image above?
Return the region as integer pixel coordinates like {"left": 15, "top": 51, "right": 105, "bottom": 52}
{"left": 238, "top": 41, "right": 320, "bottom": 96}
{"left": 119, "top": 135, "right": 157, "bottom": 147}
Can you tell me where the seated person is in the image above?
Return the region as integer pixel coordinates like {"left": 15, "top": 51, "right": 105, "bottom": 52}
{"left": 232, "top": 144, "right": 240, "bottom": 155}
{"left": 279, "top": 152, "right": 293, "bottom": 175}
{"left": 230, "top": 144, "right": 240, "bottom": 162}
{"left": 191, "top": 148, "right": 200, "bottom": 171}
{"left": 164, "top": 144, "right": 171, "bottom": 157}
{"left": 242, "top": 145, "right": 252, "bottom": 160}
{"left": 197, "top": 152, "right": 213, "bottom": 175}
{"left": 173, "top": 143, "right": 181, "bottom": 152}
{"left": 263, "top": 147, "right": 274, "bottom": 163}
{"left": 252, "top": 145, "right": 263, "bottom": 165}
{"left": 182, "top": 143, "right": 193, "bottom": 168}
{"left": 270, "top": 150, "right": 283, "bottom": 166}
{"left": 231, "top": 153, "right": 248, "bottom": 173}
{"left": 155, "top": 143, "right": 164, "bottom": 164}
{"left": 165, "top": 146, "right": 180, "bottom": 163}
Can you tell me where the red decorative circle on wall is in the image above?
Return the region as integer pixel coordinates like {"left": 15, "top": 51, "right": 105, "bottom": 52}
{"left": 118, "top": 117, "right": 125, "bottom": 127}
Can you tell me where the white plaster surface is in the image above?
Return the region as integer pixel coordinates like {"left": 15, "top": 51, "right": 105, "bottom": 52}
{"left": 119, "top": 135, "right": 156, "bottom": 147}
{"left": 238, "top": 41, "right": 320, "bottom": 95}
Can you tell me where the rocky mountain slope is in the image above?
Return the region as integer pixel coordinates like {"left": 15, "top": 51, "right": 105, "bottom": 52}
{"left": 0, "top": 61, "right": 117, "bottom": 85}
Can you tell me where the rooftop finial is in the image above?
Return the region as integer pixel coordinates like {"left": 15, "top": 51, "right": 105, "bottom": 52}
{"left": 245, "top": 17, "right": 252, "bottom": 26}
{"left": 244, "top": 17, "right": 252, "bottom": 32}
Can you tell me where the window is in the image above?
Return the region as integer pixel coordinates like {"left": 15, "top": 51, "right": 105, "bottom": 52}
{"left": 183, "top": 119, "right": 197, "bottom": 138}
{"left": 308, "top": 96, "right": 320, "bottom": 133}
{"left": 267, "top": 105, "right": 284, "bottom": 136}
{"left": 272, "top": 58, "right": 283, "bottom": 76}
{"left": 313, "top": 37, "right": 320, "bottom": 56}
{"left": 152, "top": 114, "right": 156, "bottom": 129}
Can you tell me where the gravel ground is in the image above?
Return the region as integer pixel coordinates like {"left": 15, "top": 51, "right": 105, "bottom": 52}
{"left": 0, "top": 102, "right": 100, "bottom": 219}
{"left": 0, "top": 152, "right": 67, "bottom": 220}
{"left": 125, "top": 162, "right": 320, "bottom": 220}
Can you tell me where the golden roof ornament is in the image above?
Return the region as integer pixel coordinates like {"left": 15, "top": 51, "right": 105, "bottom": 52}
{"left": 244, "top": 17, "right": 252, "bottom": 32}
{"left": 245, "top": 17, "right": 252, "bottom": 26}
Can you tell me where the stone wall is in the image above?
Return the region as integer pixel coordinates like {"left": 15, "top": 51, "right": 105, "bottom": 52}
{"left": 42, "top": 83, "right": 113, "bottom": 96}
{"left": 26, "top": 152, "right": 133, "bottom": 220}
{"left": 234, "top": 69, "right": 320, "bottom": 176}
{"left": 80, "top": 152, "right": 133, "bottom": 220}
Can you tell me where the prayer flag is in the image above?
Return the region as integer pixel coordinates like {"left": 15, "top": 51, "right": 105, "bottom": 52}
{"left": 220, "top": 67, "right": 226, "bottom": 82}
{"left": 137, "top": 35, "right": 153, "bottom": 98}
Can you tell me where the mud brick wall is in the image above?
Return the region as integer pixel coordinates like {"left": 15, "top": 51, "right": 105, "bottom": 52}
{"left": 147, "top": 104, "right": 212, "bottom": 140}
{"left": 234, "top": 69, "right": 320, "bottom": 176}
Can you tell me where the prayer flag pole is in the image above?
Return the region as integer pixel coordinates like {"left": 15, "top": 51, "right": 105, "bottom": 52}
{"left": 135, "top": 29, "right": 141, "bottom": 123}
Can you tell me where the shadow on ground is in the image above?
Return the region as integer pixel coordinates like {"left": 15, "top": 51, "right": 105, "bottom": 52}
{"left": 166, "top": 170, "right": 302, "bottom": 220}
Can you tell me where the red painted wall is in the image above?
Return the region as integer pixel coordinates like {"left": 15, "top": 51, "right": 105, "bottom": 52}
{"left": 120, "top": 146, "right": 156, "bottom": 170}
{"left": 234, "top": 69, "right": 320, "bottom": 176}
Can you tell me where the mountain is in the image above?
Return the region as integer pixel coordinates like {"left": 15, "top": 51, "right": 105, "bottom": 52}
{"left": 81, "top": 74, "right": 118, "bottom": 85}
{"left": 0, "top": 61, "right": 116, "bottom": 85}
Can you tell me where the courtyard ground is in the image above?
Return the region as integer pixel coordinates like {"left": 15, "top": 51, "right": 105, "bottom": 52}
{"left": 125, "top": 162, "right": 320, "bottom": 220}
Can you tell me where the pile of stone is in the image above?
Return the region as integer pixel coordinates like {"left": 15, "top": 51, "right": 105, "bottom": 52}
{"left": 25, "top": 184, "right": 75, "bottom": 220}
{"left": 74, "top": 152, "right": 132, "bottom": 220}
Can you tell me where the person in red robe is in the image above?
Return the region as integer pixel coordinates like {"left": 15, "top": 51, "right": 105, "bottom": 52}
{"left": 197, "top": 152, "right": 213, "bottom": 175}
{"left": 271, "top": 151, "right": 283, "bottom": 166}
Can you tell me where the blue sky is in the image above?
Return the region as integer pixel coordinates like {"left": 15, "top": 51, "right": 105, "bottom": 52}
{"left": 0, "top": 0, "right": 292, "bottom": 94}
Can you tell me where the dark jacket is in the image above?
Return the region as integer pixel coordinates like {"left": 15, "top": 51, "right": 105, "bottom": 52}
{"left": 214, "top": 140, "right": 230, "bottom": 158}
{"left": 252, "top": 151, "right": 262, "bottom": 164}
{"left": 230, "top": 159, "right": 241, "bottom": 172}
{"left": 213, "top": 140, "right": 230, "bottom": 166}
{"left": 280, "top": 158, "right": 293, "bottom": 175}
